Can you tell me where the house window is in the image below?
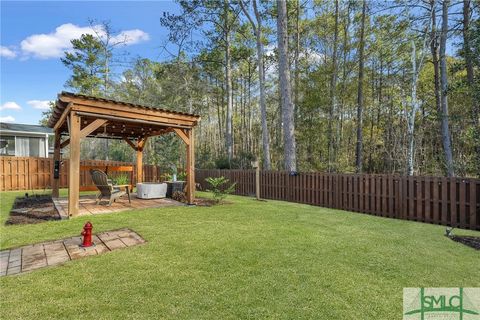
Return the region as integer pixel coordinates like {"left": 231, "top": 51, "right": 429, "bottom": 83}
{"left": 29, "top": 137, "right": 46, "bottom": 157}
{"left": 14, "top": 137, "right": 46, "bottom": 157}
{"left": 16, "top": 137, "right": 29, "bottom": 156}
{"left": 0, "top": 136, "right": 15, "bottom": 156}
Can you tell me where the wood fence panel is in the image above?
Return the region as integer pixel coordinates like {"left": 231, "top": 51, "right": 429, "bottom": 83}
{"left": 388, "top": 175, "right": 394, "bottom": 218}
{"left": 416, "top": 177, "right": 423, "bottom": 222}
{"left": 450, "top": 178, "right": 458, "bottom": 227}
{"left": 194, "top": 169, "right": 479, "bottom": 230}
{"left": 425, "top": 177, "right": 431, "bottom": 223}
{"left": 470, "top": 181, "right": 477, "bottom": 230}
{"left": 459, "top": 179, "right": 466, "bottom": 228}
{"left": 441, "top": 177, "right": 448, "bottom": 225}
{"left": 433, "top": 177, "right": 439, "bottom": 224}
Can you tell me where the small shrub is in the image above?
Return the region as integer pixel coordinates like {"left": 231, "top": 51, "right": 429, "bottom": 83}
{"left": 161, "top": 173, "right": 172, "bottom": 181}
{"left": 111, "top": 173, "right": 129, "bottom": 185}
{"left": 205, "top": 176, "right": 236, "bottom": 204}
{"left": 177, "top": 171, "right": 187, "bottom": 181}
{"left": 172, "top": 191, "right": 186, "bottom": 203}
{"left": 162, "top": 171, "right": 187, "bottom": 181}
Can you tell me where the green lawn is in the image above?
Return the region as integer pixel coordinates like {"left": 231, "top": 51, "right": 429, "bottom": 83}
{"left": 0, "top": 190, "right": 478, "bottom": 319}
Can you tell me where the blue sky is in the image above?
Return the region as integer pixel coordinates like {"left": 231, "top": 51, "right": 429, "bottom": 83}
{"left": 1, "top": 1, "right": 181, "bottom": 125}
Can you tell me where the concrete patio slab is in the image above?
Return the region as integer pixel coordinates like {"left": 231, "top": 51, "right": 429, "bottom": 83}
{"left": 0, "top": 228, "right": 145, "bottom": 277}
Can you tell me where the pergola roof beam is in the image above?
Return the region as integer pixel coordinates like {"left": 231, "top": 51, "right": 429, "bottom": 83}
{"left": 74, "top": 111, "right": 192, "bottom": 130}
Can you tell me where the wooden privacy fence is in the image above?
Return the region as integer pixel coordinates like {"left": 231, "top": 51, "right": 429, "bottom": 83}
{"left": 196, "top": 170, "right": 480, "bottom": 230}
{"left": 0, "top": 157, "right": 163, "bottom": 191}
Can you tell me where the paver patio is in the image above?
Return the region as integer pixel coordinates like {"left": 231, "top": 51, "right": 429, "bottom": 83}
{"left": 0, "top": 228, "right": 145, "bottom": 276}
{"left": 53, "top": 193, "right": 183, "bottom": 218}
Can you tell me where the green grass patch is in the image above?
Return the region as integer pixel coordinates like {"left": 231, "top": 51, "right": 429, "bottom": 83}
{"left": 0, "top": 190, "right": 478, "bottom": 319}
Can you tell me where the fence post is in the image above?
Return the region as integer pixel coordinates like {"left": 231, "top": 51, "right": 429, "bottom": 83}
{"left": 256, "top": 167, "right": 260, "bottom": 200}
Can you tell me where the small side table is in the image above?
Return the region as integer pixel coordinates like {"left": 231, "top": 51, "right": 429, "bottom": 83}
{"left": 115, "top": 184, "right": 131, "bottom": 204}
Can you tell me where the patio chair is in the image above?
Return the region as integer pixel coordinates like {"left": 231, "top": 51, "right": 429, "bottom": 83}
{"left": 90, "top": 169, "right": 126, "bottom": 206}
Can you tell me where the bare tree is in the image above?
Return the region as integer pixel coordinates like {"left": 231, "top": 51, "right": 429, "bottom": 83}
{"left": 89, "top": 20, "right": 128, "bottom": 95}
{"left": 406, "top": 37, "right": 429, "bottom": 175}
{"left": 239, "top": 0, "right": 271, "bottom": 169}
{"left": 406, "top": 5, "right": 432, "bottom": 176}
{"left": 277, "top": 0, "right": 297, "bottom": 171}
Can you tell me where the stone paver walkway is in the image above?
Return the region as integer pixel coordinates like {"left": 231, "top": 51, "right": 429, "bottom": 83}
{"left": 0, "top": 228, "right": 145, "bottom": 276}
{"left": 53, "top": 194, "right": 182, "bottom": 219}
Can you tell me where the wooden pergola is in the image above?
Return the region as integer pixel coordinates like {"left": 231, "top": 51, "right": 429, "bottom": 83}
{"left": 47, "top": 92, "right": 200, "bottom": 217}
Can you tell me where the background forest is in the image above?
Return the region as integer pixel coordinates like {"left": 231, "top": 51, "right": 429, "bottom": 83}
{"left": 43, "top": 0, "right": 480, "bottom": 178}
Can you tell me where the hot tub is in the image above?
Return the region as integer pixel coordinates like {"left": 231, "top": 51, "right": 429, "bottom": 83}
{"left": 136, "top": 182, "right": 167, "bottom": 199}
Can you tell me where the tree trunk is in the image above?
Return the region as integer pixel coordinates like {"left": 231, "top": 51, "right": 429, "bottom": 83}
{"left": 430, "top": 0, "right": 443, "bottom": 166}
{"left": 439, "top": 0, "right": 455, "bottom": 176}
{"left": 277, "top": 0, "right": 297, "bottom": 172}
{"left": 463, "top": 0, "right": 480, "bottom": 176}
{"left": 328, "top": 0, "right": 339, "bottom": 173}
{"left": 240, "top": 0, "right": 272, "bottom": 170}
{"left": 338, "top": 1, "right": 351, "bottom": 158}
{"left": 294, "top": 0, "right": 300, "bottom": 123}
{"left": 407, "top": 41, "right": 419, "bottom": 176}
{"left": 224, "top": 2, "right": 234, "bottom": 164}
{"left": 355, "top": 0, "right": 367, "bottom": 173}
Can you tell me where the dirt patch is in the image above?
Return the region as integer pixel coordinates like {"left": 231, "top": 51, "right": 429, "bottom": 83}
{"left": 6, "top": 195, "right": 60, "bottom": 225}
{"left": 450, "top": 235, "right": 480, "bottom": 250}
{"left": 194, "top": 198, "right": 232, "bottom": 207}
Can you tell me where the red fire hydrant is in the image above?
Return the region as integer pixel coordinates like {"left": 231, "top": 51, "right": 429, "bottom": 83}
{"left": 81, "top": 221, "right": 93, "bottom": 247}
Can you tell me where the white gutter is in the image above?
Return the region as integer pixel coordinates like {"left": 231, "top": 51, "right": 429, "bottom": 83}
{"left": 0, "top": 130, "right": 53, "bottom": 136}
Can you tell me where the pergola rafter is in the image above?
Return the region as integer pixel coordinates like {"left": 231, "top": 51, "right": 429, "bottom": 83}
{"left": 48, "top": 92, "right": 200, "bottom": 217}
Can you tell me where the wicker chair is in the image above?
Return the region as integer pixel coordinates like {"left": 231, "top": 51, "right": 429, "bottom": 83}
{"left": 90, "top": 169, "right": 126, "bottom": 206}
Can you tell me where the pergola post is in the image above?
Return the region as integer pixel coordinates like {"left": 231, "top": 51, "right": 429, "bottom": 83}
{"left": 52, "top": 130, "right": 61, "bottom": 198}
{"left": 186, "top": 128, "right": 195, "bottom": 204}
{"left": 135, "top": 137, "right": 147, "bottom": 184}
{"left": 68, "top": 111, "right": 81, "bottom": 217}
{"left": 136, "top": 143, "right": 143, "bottom": 184}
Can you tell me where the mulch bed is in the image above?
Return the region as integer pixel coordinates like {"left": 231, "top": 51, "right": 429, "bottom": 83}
{"left": 6, "top": 195, "right": 60, "bottom": 225}
{"left": 449, "top": 235, "right": 480, "bottom": 250}
{"left": 194, "top": 198, "right": 232, "bottom": 207}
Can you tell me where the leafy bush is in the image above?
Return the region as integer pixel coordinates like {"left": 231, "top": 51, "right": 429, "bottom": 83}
{"left": 205, "top": 176, "right": 236, "bottom": 203}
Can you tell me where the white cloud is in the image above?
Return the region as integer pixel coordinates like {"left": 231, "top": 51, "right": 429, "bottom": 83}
{"left": 21, "top": 23, "right": 96, "bottom": 59}
{"left": 20, "top": 23, "right": 150, "bottom": 59}
{"left": 0, "top": 46, "right": 16, "bottom": 58}
{"left": 112, "top": 29, "right": 150, "bottom": 45}
{"left": 0, "top": 102, "right": 22, "bottom": 111}
{"left": 27, "top": 100, "right": 53, "bottom": 110}
{"left": 0, "top": 116, "right": 15, "bottom": 122}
